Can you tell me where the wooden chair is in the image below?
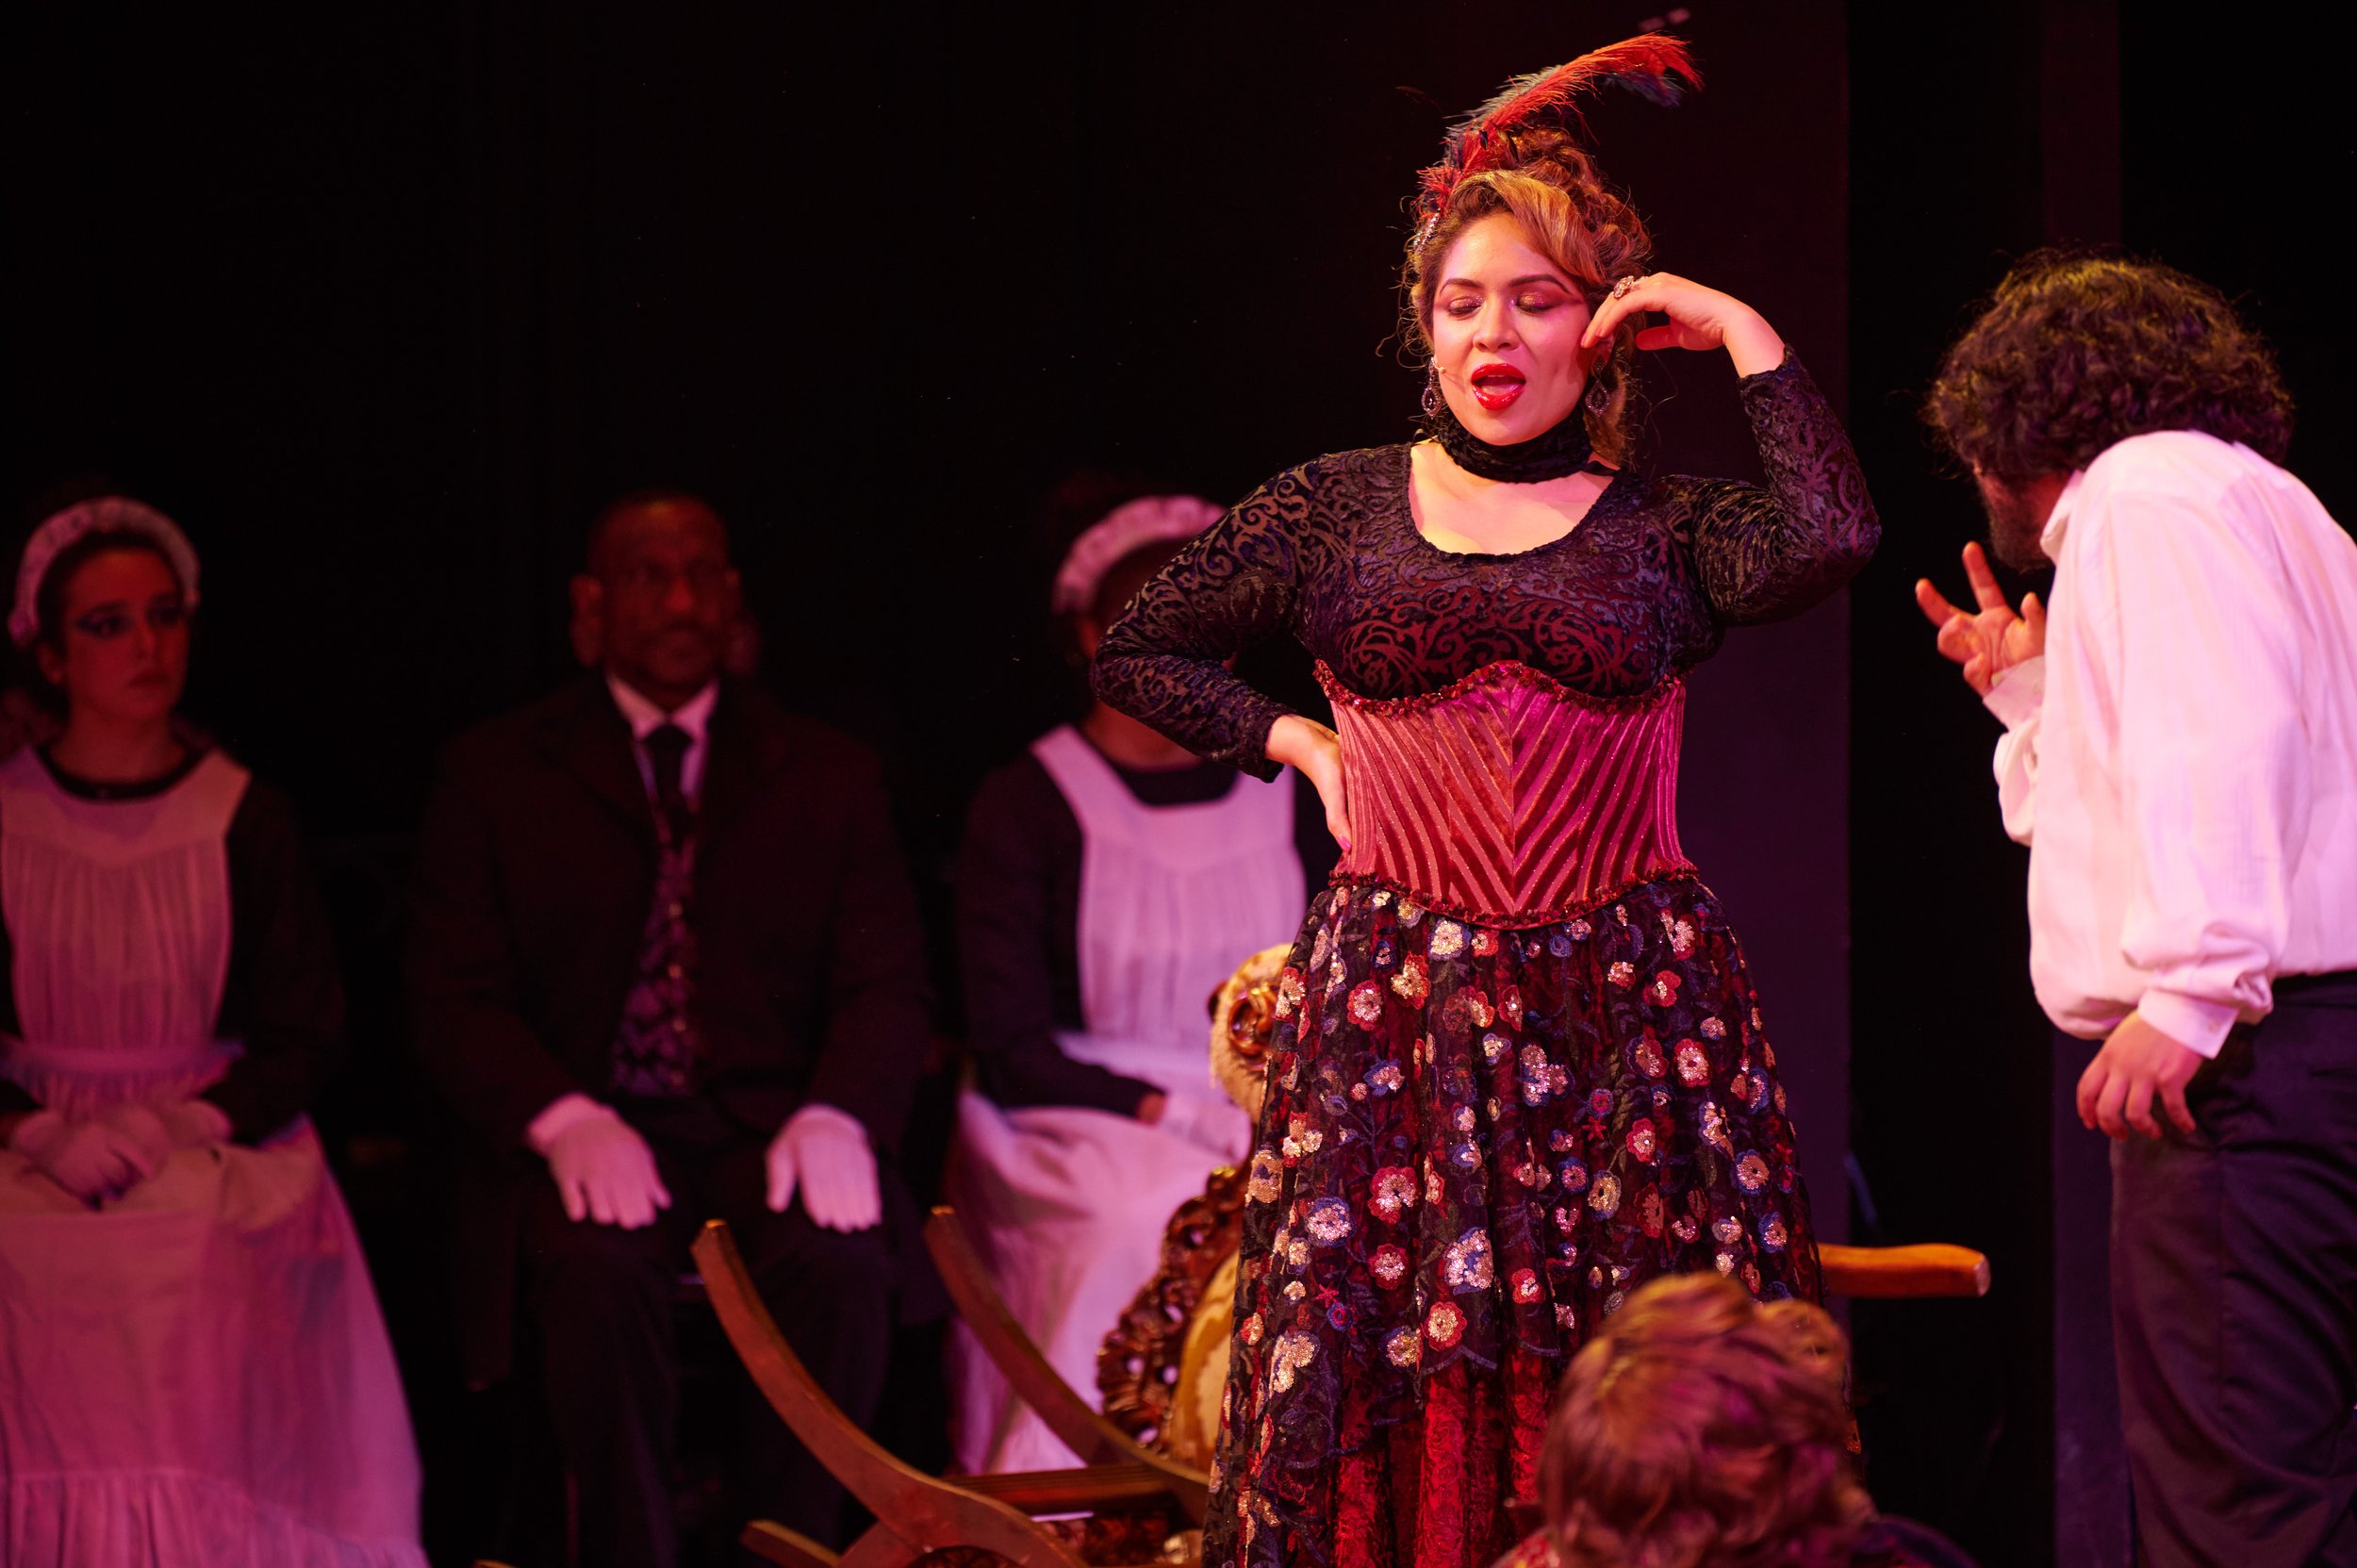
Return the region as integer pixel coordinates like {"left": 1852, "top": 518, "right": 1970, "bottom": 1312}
{"left": 690, "top": 1220, "right": 1198, "bottom": 1568}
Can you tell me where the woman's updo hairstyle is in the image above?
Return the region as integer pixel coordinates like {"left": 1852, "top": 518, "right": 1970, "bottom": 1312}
{"left": 1404, "top": 131, "right": 1655, "bottom": 466}
{"left": 1402, "top": 36, "right": 1699, "bottom": 469}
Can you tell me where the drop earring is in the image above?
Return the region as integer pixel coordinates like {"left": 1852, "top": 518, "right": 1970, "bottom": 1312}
{"left": 1584, "top": 375, "right": 1611, "bottom": 413}
{"left": 1422, "top": 367, "right": 1442, "bottom": 419}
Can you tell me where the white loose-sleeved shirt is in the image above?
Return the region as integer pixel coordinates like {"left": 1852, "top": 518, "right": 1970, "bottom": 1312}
{"left": 1984, "top": 430, "right": 2357, "bottom": 1056}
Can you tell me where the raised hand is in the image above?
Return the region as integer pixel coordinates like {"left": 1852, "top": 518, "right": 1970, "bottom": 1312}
{"left": 1916, "top": 541, "right": 2046, "bottom": 697}
{"left": 1579, "top": 272, "right": 1786, "bottom": 377}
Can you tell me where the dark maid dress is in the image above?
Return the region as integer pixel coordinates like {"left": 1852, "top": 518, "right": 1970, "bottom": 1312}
{"left": 1092, "top": 352, "right": 1879, "bottom": 1568}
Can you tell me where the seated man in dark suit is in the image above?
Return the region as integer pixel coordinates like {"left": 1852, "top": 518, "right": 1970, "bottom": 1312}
{"left": 411, "top": 491, "right": 931, "bottom": 1568}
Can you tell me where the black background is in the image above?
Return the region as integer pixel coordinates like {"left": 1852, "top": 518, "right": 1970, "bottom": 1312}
{"left": 4, "top": 3, "right": 2347, "bottom": 1564}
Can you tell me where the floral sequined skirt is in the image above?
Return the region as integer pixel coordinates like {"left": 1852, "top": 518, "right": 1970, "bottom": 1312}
{"left": 1205, "top": 875, "right": 1821, "bottom": 1568}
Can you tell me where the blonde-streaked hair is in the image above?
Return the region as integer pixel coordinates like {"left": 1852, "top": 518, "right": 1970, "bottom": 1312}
{"left": 1541, "top": 1272, "right": 1870, "bottom": 1568}
{"left": 1403, "top": 136, "right": 1653, "bottom": 467}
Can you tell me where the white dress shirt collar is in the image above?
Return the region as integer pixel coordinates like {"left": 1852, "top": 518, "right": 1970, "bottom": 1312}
{"left": 2040, "top": 468, "right": 2088, "bottom": 559}
{"left": 605, "top": 673, "right": 718, "bottom": 802}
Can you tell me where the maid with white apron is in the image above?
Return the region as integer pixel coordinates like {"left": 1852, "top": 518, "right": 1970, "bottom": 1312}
{"left": 0, "top": 500, "right": 422, "bottom": 1566}
{"left": 947, "top": 495, "right": 1328, "bottom": 1474}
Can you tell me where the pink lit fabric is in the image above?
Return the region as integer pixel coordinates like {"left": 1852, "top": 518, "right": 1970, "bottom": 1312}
{"left": 1323, "top": 660, "right": 1693, "bottom": 928}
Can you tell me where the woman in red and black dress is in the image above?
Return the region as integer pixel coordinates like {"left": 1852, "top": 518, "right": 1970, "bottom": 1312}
{"left": 1092, "top": 39, "right": 1877, "bottom": 1568}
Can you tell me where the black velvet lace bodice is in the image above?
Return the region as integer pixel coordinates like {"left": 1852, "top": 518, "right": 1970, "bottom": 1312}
{"left": 1092, "top": 353, "right": 1878, "bottom": 779}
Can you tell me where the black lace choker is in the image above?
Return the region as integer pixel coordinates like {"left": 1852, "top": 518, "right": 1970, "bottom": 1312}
{"left": 1426, "top": 396, "right": 1612, "bottom": 483}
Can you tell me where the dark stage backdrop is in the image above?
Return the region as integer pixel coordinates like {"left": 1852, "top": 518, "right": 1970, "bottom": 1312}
{"left": 2, "top": 0, "right": 1854, "bottom": 1554}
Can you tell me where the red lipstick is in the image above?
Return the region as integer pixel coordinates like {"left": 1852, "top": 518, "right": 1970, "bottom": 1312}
{"left": 1469, "top": 362, "right": 1525, "bottom": 413}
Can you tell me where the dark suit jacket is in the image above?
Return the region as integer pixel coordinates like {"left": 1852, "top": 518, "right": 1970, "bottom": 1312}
{"left": 410, "top": 673, "right": 931, "bottom": 1380}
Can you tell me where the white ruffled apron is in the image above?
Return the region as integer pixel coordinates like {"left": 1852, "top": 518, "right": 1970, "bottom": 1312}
{"left": 948, "top": 726, "right": 1304, "bottom": 1474}
{"left": 0, "top": 748, "right": 423, "bottom": 1567}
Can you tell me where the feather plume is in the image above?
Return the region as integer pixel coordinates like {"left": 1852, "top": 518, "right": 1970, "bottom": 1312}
{"left": 1413, "top": 35, "right": 1702, "bottom": 236}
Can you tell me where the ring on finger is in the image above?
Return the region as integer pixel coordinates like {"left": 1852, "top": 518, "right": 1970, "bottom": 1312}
{"left": 1608, "top": 273, "right": 1645, "bottom": 301}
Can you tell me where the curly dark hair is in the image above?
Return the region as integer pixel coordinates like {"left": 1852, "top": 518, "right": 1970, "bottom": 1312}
{"left": 1926, "top": 250, "right": 2293, "bottom": 484}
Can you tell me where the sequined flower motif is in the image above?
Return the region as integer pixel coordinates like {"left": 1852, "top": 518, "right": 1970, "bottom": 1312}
{"left": 1450, "top": 1140, "right": 1480, "bottom": 1171}
{"left": 1271, "top": 1328, "right": 1319, "bottom": 1393}
{"left": 1557, "top": 1157, "right": 1590, "bottom": 1194}
{"left": 1556, "top": 1302, "right": 1577, "bottom": 1330}
{"left": 1554, "top": 1205, "right": 1576, "bottom": 1233}
{"left": 1373, "top": 934, "right": 1398, "bottom": 968}
{"left": 1500, "top": 986, "right": 1525, "bottom": 1029}
{"left": 1645, "top": 971, "right": 1682, "bottom": 1007}
{"left": 1666, "top": 916, "right": 1699, "bottom": 958}
{"left": 1390, "top": 954, "right": 1431, "bottom": 1007}
{"left": 1241, "top": 1312, "right": 1265, "bottom": 1346}
{"left": 1633, "top": 1036, "right": 1666, "bottom": 1079}
{"left": 1397, "top": 900, "right": 1426, "bottom": 927}
{"left": 1587, "top": 1087, "right": 1614, "bottom": 1120}
{"left": 1370, "top": 1165, "right": 1419, "bottom": 1223}
{"left": 1370, "top": 889, "right": 1391, "bottom": 908}
{"left": 1741, "top": 1262, "right": 1763, "bottom": 1295}
{"left": 1588, "top": 1173, "right": 1623, "bottom": 1217}
{"left": 1310, "top": 928, "right": 1332, "bottom": 973}
{"left": 1519, "top": 1043, "right": 1563, "bottom": 1106}
{"left": 1639, "top": 1186, "right": 1665, "bottom": 1238}
{"left": 1426, "top": 1300, "right": 1465, "bottom": 1349}
{"left": 1736, "top": 1151, "right": 1771, "bottom": 1193}
{"left": 1757, "top": 1214, "right": 1789, "bottom": 1252}
{"left": 1570, "top": 918, "right": 1593, "bottom": 941}
{"left": 1429, "top": 920, "right": 1466, "bottom": 962}
{"left": 1482, "top": 1031, "right": 1509, "bottom": 1065}
{"left": 1701, "top": 1015, "right": 1727, "bottom": 1040}
{"left": 1283, "top": 1115, "right": 1324, "bottom": 1162}
{"left": 1550, "top": 1129, "right": 1577, "bottom": 1152}
{"left": 1444, "top": 1229, "right": 1494, "bottom": 1292}
{"left": 1306, "top": 1197, "right": 1354, "bottom": 1246}
{"left": 1247, "top": 1149, "right": 1283, "bottom": 1203}
{"left": 1713, "top": 1214, "right": 1743, "bottom": 1246}
{"left": 1286, "top": 1236, "right": 1310, "bottom": 1268}
{"left": 1510, "top": 1267, "right": 1542, "bottom": 1304}
{"left": 1348, "top": 981, "right": 1385, "bottom": 1030}
{"left": 1371, "top": 1243, "right": 1409, "bottom": 1286}
{"left": 1386, "top": 1327, "right": 1422, "bottom": 1367}
{"left": 1472, "top": 928, "right": 1499, "bottom": 958}
{"left": 1715, "top": 1250, "right": 1738, "bottom": 1276}
{"left": 1453, "top": 1104, "right": 1476, "bottom": 1133}
{"left": 1463, "top": 990, "right": 1495, "bottom": 1029}
{"left": 1625, "top": 1118, "right": 1659, "bottom": 1163}
{"left": 1513, "top": 1158, "right": 1546, "bottom": 1188}
{"left": 1426, "top": 1165, "right": 1446, "bottom": 1205}
{"left": 1672, "top": 1214, "right": 1700, "bottom": 1244}
{"left": 1549, "top": 932, "right": 1574, "bottom": 958}
{"left": 1727, "top": 1069, "right": 1754, "bottom": 1104}
{"left": 1366, "top": 1059, "right": 1404, "bottom": 1097}
{"left": 1607, "top": 960, "right": 1637, "bottom": 988}
{"left": 1675, "top": 1039, "right": 1710, "bottom": 1086}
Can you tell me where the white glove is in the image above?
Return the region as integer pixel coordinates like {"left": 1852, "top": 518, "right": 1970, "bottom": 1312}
{"left": 8, "top": 1109, "right": 158, "bottom": 1203}
{"left": 1152, "top": 1085, "right": 1252, "bottom": 1162}
{"left": 766, "top": 1103, "right": 881, "bottom": 1232}
{"left": 155, "top": 1098, "right": 235, "bottom": 1149}
{"left": 528, "top": 1094, "right": 672, "bottom": 1230}
{"left": 94, "top": 1102, "right": 176, "bottom": 1174}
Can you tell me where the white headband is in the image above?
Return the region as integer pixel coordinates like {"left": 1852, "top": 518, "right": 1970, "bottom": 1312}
{"left": 1050, "top": 494, "right": 1224, "bottom": 616}
{"left": 10, "top": 497, "right": 202, "bottom": 649}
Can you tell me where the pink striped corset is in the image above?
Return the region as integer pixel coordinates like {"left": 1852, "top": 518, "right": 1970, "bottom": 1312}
{"left": 1319, "top": 659, "right": 1696, "bottom": 929}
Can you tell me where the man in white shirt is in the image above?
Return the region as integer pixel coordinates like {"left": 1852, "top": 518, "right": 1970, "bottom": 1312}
{"left": 1916, "top": 253, "right": 2357, "bottom": 1567}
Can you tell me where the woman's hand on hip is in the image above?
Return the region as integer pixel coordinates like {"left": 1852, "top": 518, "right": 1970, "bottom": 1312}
{"left": 1581, "top": 272, "right": 1785, "bottom": 377}
{"left": 1268, "top": 714, "right": 1352, "bottom": 853}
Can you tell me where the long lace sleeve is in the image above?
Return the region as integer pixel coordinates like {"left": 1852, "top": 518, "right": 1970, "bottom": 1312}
{"left": 1674, "top": 351, "right": 1881, "bottom": 626}
{"left": 1091, "top": 466, "right": 1314, "bottom": 779}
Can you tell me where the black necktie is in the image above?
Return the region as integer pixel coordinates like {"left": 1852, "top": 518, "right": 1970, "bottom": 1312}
{"left": 645, "top": 722, "right": 692, "bottom": 842}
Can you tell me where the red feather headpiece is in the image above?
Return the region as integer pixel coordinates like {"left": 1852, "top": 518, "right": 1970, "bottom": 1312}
{"left": 1412, "top": 35, "right": 1702, "bottom": 248}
